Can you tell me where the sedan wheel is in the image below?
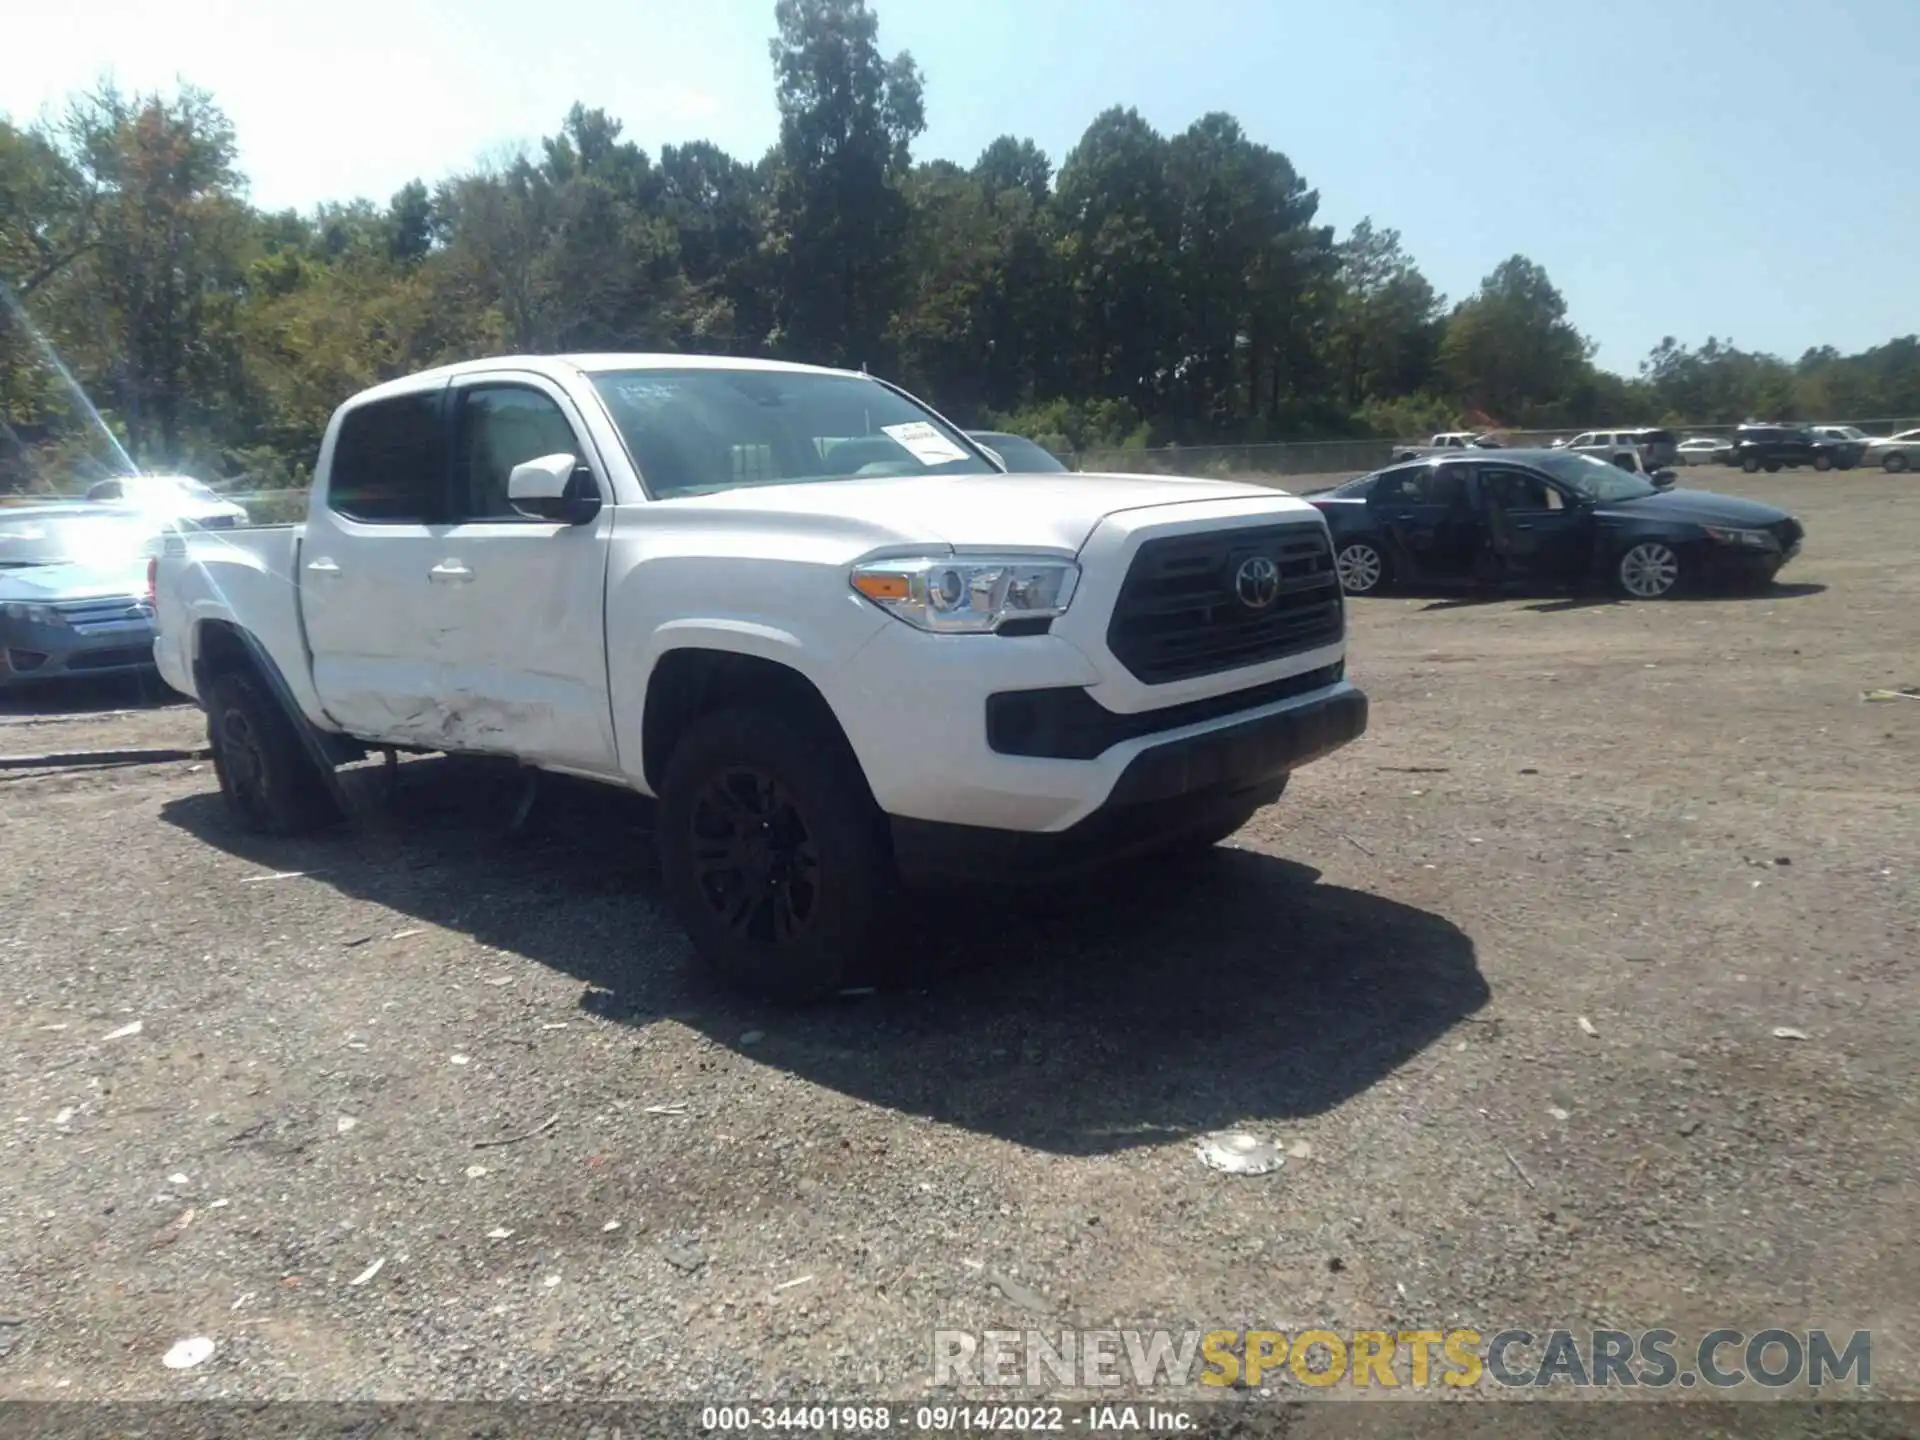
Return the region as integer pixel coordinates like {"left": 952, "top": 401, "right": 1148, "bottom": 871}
{"left": 1335, "top": 540, "right": 1388, "bottom": 596}
{"left": 1887, "top": 453, "right": 1911, "bottom": 474}
{"left": 1813, "top": 453, "right": 1833, "bottom": 472}
{"left": 1617, "top": 541, "right": 1682, "bottom": 599}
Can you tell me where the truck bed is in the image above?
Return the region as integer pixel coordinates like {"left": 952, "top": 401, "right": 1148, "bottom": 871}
{"left": 153, "top": 524, "right": 307, "bottom": 708}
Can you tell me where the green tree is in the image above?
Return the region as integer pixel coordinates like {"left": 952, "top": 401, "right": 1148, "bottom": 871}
{"left": 1438, "top": 256, "right": 1590, "bottom": 424}
{"left": 766, "top": 0, "right": 925, "bottom": 368}
{"left": 1053, "top": 107, "right": 1177, "bottom": 415}
{"left": 1328, "top": 218, "right": 1442, "bottom": 410}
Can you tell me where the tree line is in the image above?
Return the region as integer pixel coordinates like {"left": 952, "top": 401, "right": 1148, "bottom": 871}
{"left": 3, "top": 0, "right": 1917, "bottom": 492}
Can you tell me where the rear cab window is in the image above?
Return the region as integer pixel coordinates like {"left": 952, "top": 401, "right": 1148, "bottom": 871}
{"left": 327, "top": 392, "right": 446, "bottom": 524}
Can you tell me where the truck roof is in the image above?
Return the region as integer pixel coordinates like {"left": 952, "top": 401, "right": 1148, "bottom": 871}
{"left": 349, "top": 352, "right": 870, "bottom": 405}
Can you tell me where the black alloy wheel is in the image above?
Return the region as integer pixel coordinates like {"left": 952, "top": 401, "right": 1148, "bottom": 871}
{"left": 688, "top": 766, "right": 822, "bottom": 946}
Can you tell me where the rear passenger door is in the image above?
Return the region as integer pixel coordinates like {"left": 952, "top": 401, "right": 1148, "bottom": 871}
{"left": 302, "top": 385, "right": 456, "bottom": 740}
{"left": 1367, "top": 464, "right": 1478, "bottom": 582}
{"left": 430, "top": 375, "right": 619, "bottom": 774}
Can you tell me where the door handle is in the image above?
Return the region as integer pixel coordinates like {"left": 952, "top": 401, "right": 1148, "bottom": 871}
{"left": 306, "top": 558, "right": 342, "bottom": 578}
{"left": 1514, "top": 523, "right": 1535, "bottom": 530}
{"left": 428, "top": 561, "right": 474, "bottom": 584}
{"left": 1391, "top": 511, "right": 1416, "bottom": 521}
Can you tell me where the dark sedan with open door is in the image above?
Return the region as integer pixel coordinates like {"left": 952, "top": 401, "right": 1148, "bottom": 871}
{"left": 1308, "top": 449, "right": 1804, "bottom": 600}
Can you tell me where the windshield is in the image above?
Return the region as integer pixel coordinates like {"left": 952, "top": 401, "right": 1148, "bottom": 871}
{"left": 1530, "top": 451, "right": 1659, "bottom": 502}
{"left": 0, "top": 512, "right": 164, "bottom": 569}
{"left": 1329, "top": 473, "right": 1380, "bottom": 497}
{"left": 976, "top": 434, "right": 1068, "bottom": 473}
{"left": 590, "top": 369, "right": 997, "bottom": 499}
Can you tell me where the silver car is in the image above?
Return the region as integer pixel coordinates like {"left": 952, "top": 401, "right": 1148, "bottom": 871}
{"left": 1864, "top": 428, "right": 1920, "bottom": 473}
{"left": 0, "top": 505, "right": 167, "bottom": 688}
{"left": 85, "top": 473, "right": 250, "bottom": 528}
{"left": 1677, "top": 436, "right": 1733, "bottom": 466}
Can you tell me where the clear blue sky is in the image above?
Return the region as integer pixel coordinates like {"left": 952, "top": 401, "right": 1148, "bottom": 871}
{"left": 8, "top": 0, "right": 1916, "bottom": 373}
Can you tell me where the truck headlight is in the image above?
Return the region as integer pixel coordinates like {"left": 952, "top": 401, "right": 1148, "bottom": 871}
{"left": 850, "top": 554, "right": 1079, "bottom": 633}
{"left": 1702, "top": 526, "right": 1778, "bottom": 550}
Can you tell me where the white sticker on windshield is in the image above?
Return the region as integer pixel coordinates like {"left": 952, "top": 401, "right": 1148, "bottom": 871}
{"left": 881, "top": 422, "right": 971, "bottom": 466}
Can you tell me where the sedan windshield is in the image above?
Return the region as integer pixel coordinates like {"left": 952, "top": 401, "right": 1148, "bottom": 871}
{"left": 0, "top": 512, "right": 163, "bottom": 568}
{"left": 590, "top": 369, "right": 997, "bottom": 499}
{"left": 1531, "top": 451, "right": 1659, "bottom": 502}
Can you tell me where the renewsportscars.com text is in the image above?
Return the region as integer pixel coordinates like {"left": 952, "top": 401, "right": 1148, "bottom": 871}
{"left": 933, "top": 1327, "right": 1872, "bottom": 1390}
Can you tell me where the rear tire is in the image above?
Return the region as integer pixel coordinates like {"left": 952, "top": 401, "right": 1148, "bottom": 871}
{"left": 1742, "top": 455, "right": 1762, "bottom": 474}
{"left": 1887, "top": 453, "right": 1911, "bottom": 474}
{"left": 205, "top": 669, "right": 340, "bottom": 835}
{"left": 657, "top": 706, "right": 889, "bottom": 1002}
{"left": 1813, "top": 453, "right": 1833, "bottom": 472}
{"left": 1335, "top": 539, "right": 1392, "bottom": 596}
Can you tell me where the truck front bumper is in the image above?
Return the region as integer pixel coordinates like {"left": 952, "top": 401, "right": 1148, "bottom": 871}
{"left": 888, "top": 683, "right": 1368, "bottom": 884}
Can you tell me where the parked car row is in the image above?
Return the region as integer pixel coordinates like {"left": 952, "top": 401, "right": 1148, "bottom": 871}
{"left": 1672, "top": 423, "right": 1920, "bottom": 474}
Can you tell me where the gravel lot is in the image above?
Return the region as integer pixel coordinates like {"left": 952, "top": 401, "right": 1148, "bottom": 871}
{"left": 1, "top": 466, "right": 1915, "bottom": 1406}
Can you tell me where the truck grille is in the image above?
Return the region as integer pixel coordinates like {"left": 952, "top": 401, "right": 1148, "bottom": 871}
{"left": 1105, "top": 523, "right": 1343, "bottom": 684}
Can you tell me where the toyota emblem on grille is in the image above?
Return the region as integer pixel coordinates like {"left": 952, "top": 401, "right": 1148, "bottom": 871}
{"left": 1235, "top": 555, "right": 1281, "bottom": 609}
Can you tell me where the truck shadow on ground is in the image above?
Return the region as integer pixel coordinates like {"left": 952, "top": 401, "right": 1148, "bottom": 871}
{"left": 160, "top": 757, "right": 1488, "bottom": 1158}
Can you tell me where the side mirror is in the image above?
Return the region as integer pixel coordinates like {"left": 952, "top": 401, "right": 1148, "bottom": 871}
{"left": 507, "top": 453, "right": 601, "bottom": 524}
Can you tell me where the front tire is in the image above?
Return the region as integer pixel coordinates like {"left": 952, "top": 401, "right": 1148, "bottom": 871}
{"left": 657, "top": 706, "right": 888, "bottom": 1002}
{"left": 1887, "top": 453, "right": 1911, "bottom": 473}
{"left": 1335, "top": 539, "right": 1391, "bottom": 596}
{"left": 1615, "top": 541, "right": 1683, "bottom": 599}
{"left": 205, "top": 669, "right": 340, "bottom": 835}
{"left": 1813, "top": 453, "right": 1833, "bottom": 472}
{"left": 1742, "top": 454, "right": 1762, "bottom": 474}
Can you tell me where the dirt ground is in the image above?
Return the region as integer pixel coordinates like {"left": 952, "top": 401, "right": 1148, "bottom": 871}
{"left": 1, "top": 466, "right": 1915, "bottom": 1408}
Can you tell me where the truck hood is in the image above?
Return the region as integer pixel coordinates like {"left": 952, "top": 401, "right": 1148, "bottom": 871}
{"left": 0, "top": 559, "right": 147, "bottom": 603}
{"left": 1594, "top": 489, "right": 1792, "bottom": 527}
{"left": 668, "top": 471, "right": 1293, "bottom": 551}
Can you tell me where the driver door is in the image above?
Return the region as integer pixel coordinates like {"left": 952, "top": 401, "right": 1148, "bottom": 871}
{"left": 429, "top": 375, "right": 620, "bottom": 774}
{"left": 1474, "top": 466, "right": 1592, "bottom": 581}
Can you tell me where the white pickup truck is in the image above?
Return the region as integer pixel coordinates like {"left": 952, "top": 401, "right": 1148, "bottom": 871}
{"left": 153, "top": 354, "right": 1367, "bottom": 998}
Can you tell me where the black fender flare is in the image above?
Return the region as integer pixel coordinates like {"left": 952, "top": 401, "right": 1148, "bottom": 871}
{"left": 195, "top": 622, "right": 365, "bottom": 789}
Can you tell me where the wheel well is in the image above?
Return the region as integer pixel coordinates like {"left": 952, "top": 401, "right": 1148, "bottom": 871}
{"left": 641, "top": 649, "right": 863, "bottom": 795}
{"left": 193, "top": 620, "right": 365, "bottom": 768}
{"left": 193, "top": 619, "right": 259, "bottom": 692}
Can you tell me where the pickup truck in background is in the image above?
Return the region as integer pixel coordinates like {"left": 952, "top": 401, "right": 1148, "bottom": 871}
{"left": 1390, "top": 431, "right": 1504, "bottom": 462}
{"left": 153, "top": 354, "right": 1367, "bottom": 999}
